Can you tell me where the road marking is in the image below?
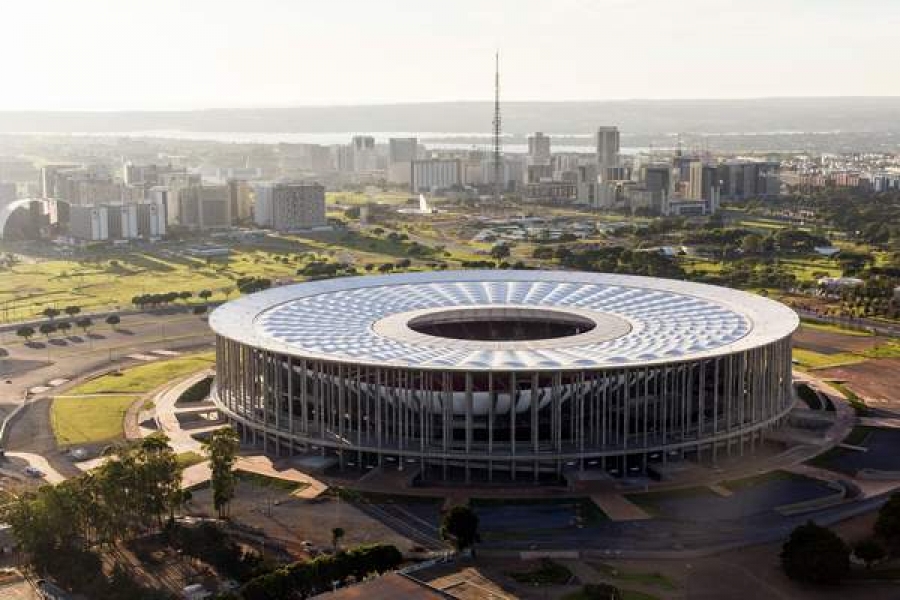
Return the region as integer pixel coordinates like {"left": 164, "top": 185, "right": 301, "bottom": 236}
{"left": 126, "top": 353, "right": 159, "bottom": 361}
{"left": 48, "top": 378, "right": 69, "bottom": 387}
{"left": 152, "top": 349, "right": 180, "bottom": 356}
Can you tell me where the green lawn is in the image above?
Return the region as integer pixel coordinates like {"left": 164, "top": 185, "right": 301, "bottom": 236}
{"left": 176, "top": 451, "right": 206, "bottom": 468}
{"left": 791, "top": 348, "right": 866, "bottom": 370}
{"left": 799, "top": 320, "right": 873, "bottom": 337}
{"left": 69, "top": 353, "right": 214, "bottom": 395}
{"left": 51, "top": 394, "right": 136, "bottom": 446}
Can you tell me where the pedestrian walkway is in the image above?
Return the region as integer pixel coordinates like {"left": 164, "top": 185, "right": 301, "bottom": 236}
{"left": 180, "top": 455, "right": 328, "bottom": 499}
{"left": 6, "top": 451, "right": 66, "bottom": 484}
{"left": 590, "top": 492, "right": 651, "bottom": 521}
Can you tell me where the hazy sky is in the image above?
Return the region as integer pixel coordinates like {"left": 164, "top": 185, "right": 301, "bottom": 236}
{"left": 3, "top": 0, "right": 899, "bottom": 110}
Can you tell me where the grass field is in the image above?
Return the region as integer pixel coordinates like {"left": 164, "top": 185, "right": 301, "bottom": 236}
{"left": 176, "top": 451, "right": 206, "bottom": 468}
{"left": 51, "top": 394, "right": 136, "bottom": 446}
{"left": 791, "top": 348, "right": 866, "bottom": 370}
{"left": 68, "top": 353, "right": 214, "bottom": 395}
{"left": 800, "top": 320, "right": 874, "bottom": 337}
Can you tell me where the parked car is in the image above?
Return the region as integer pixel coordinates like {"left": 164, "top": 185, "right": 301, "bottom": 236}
{"left": 23, "top": 466, "right": 44, "bottom": 478}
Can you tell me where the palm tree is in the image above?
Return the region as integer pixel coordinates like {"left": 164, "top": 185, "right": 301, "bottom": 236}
{"left": 16, "top": 326, "right": 34, "bottom": 342}
{"left": 42, "top": 307, "right": 60, "bottom": 320}
{"left": 57, "top": 321, "right": 72, "bottom": 336}
{"left": 64, "top": 305, "right": 81, "bottom": 318}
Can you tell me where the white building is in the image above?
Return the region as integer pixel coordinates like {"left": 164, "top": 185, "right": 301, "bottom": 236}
{"left": 412, "top": 159, "right": 462, "bottom": 193}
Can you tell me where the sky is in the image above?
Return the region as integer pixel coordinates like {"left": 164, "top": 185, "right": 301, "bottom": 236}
{"left": 2, "top": 0, "right": 899, "bottom": 110}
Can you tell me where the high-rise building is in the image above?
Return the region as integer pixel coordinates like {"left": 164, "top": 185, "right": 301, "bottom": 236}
{"left": 157, "top": 171, "right": 201, "bottom": 225}
{"left": 253, "top": 182, "right": 326, "bottom": 231}
{"left": 527, "top": 132, "right": 551, "bottom": 166}
{"left": 388, "top": 138, "right": 417, "bottom": 185}
{"left": 688, "top": 161, "right": 720, "bottom": 201}
{"left": 411, "top": 159, "right": 462, "bottom": 193}
{"left": 228, "top": 179, "right": 253, "bottom": 222}
{"left": 178, "top": 184, "right": 232, "bottom": 230}
{"left": 136, "top": 197, "right": 166, "bottom": 238}
{"left": 596, "top": 126, "right": 620, "bottom": 176}
{"left": 104, "top": 203, "right": 139, "bottom": 240}
{"left": 644, "top": 165, "right": 671, "bottom": 213}
{"left": 351, "top": 136, "right": 377, "bottom": 172}
{"left": 68, "top": 205, "right": 109, "bottom": 241}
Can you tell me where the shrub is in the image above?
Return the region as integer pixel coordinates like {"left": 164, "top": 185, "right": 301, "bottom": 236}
{"left": 179, "top": 376, "right": 213, "bottom": 403}
{"left": 780, "top": 521, "right": 849, "bottom": 584}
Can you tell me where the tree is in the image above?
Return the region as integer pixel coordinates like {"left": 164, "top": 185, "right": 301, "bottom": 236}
{"left": 490, "top": 243, "right": 511, "bottom": 262}
{"left": 780, "top": 521, "right": 849, "bottom": 584}
{"left": 332, "top": 527, "right": 345, "bottom": 552}
{"left": 105, "top": 314, "right": 121, "bottom": 329}
{"left": 203, "top": 427, "right": 241, "bottom": 519}
{"left": 440, "top": 505, "right": 480, "bottom": 555}
{"left": 42, "top": 307, "right": 60, "bottom": 320}
{"left": 198, "top": 289, "right": 213, "bottom": 302}
{"left": 16, "top": 325, "right": 34, "bottom": 341}
{"left": 76, "top": 317, "right": 93, "bottom": 334}
{"left": 875, "top": 492, "right": 900, "bottom": 547}
{"left": 39, "top": 322, "right": 57, "bottom": 339}
{"left": 178, "top": 291, "right": 193, "bottom": 302}
{"left": 854, "top": 538, "right": 885, "bottom": 569}
{"left": 193, "top": 305, "right": 207, "bottom": 315}
{"left": 64, "top": 305, "right": 81, "bottom": 317}
{"left": 57, "top": 321, "right": 72, "bottom": 335}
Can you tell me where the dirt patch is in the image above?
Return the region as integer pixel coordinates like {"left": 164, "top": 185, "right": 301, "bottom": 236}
{"left": 185, "top": 481, "right": 418, "bottom": 555}
{"left": 818, "top": 358, "right": 900, "bottom": 406}
{"left": 793, "top": 327, "right": 879, "bottom": 355}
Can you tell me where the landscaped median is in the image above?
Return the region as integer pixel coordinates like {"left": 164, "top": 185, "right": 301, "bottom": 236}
{"left": 50, "top": 352, "right": 214, "bottom": 447}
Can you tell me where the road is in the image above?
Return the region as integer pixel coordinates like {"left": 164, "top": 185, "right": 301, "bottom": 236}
{"left": 0, "top": 310, "right": 214, "bottom": 478}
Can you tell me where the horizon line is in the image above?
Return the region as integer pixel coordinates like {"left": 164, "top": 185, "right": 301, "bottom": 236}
{"left": 2, "top": 95, "right": 900, "bottom": 113}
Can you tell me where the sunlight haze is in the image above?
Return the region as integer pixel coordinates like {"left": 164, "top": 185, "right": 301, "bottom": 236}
{"left": 3, "top": 0, "right": 899, "bottom": 110}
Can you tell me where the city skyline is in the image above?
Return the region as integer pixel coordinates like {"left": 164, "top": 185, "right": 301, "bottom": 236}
{"left": 3, "top": 0, "right": 900, "bottom": 111}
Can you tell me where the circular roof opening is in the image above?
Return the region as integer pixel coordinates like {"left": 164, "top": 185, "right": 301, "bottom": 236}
{"left": 407, "top": 307, "right": 596, "bottom": 342}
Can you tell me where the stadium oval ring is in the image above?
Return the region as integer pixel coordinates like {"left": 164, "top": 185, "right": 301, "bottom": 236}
{"left": 211, "top": 270, "right": 798, "bottom": 483}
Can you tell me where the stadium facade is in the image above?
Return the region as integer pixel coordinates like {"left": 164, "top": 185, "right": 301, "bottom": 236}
{"left": 210, "top": 271, "right": 798, "bottom": 483}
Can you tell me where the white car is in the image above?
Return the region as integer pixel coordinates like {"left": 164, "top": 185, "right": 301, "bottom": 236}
{"left": 23, "top": 466, "right": 45, "bottom": 478}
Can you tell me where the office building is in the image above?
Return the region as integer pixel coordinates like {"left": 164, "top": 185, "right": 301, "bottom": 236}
{"left": 388, "top": 137, "right": 417, "bottom": 185}
{"left": 253, "top": 182, "right": 326, "bottom": 232}
{"left": 178, "top": 184, "right": 232, "bottom": 230}
{"left": 596, "top": 126, "right": 620, "bottom": 175}
{"left": 68, "top": 205, "right": 109, "bottom": 241}
{"left": 527, "top": 132, "right": 551, "bottom": 166}
{"left": 411, "top": 159, "right": 462, "bottom": 193}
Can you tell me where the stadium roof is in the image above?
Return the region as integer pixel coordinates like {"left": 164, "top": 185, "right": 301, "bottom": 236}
{"left": 210, "top": 270, "right": 798, "bottom": 371}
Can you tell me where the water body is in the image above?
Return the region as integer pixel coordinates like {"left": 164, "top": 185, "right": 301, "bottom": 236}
{"left": 29, "top": 130, "right": 654, "bottom": 154}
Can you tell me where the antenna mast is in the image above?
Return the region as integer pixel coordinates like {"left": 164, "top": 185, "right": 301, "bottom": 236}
{"left": 492, "top": 52, "right": 502, "bottom": 204}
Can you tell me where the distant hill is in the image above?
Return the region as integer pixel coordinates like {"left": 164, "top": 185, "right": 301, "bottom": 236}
{"left": 2, "top": 97, "right": 900, "bottom": 136}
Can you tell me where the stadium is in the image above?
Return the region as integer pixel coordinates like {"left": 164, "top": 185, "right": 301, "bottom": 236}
{"left": 210, "top": 270, "right": 798, "bottom": 484}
